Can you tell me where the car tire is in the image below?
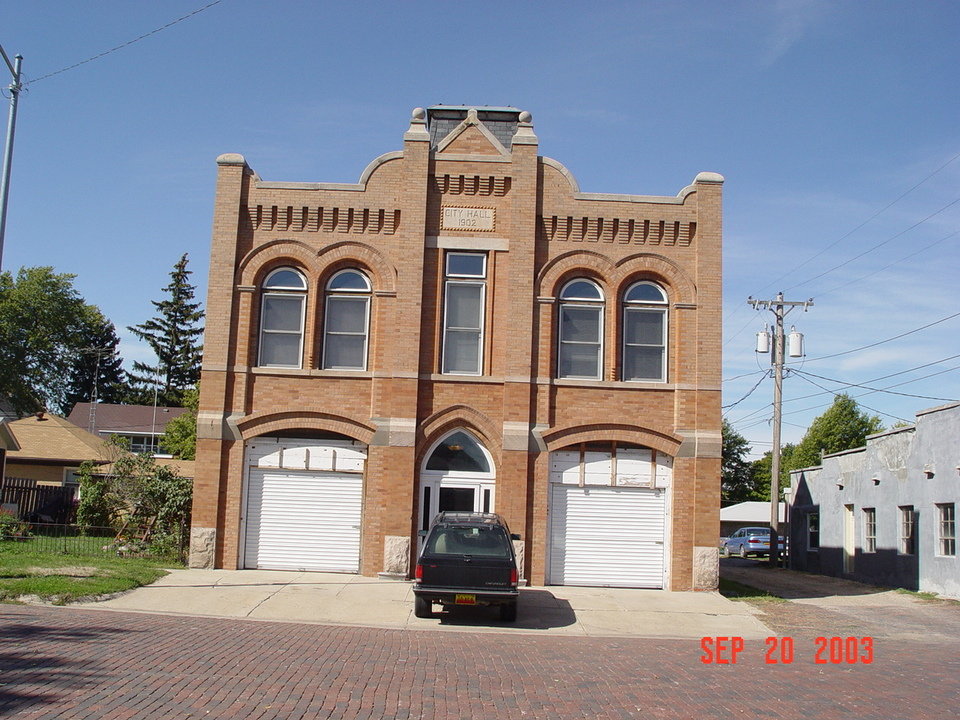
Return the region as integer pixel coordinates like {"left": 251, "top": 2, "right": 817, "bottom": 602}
{"left": 414, "top": 596, "right": 433, "bottom": 619}
{"left": 499, "top": 601, "right": 518, "bottom": 622}
{"left": 720, "top": 545, "right": 730, "bottom": 558}
{"left": 739, "top": 545, "right": 748, "bottom": 559}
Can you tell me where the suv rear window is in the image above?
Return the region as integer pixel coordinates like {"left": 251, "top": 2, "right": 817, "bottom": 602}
{"left": 425, "top": 526, "right": 511, "bottom": 558}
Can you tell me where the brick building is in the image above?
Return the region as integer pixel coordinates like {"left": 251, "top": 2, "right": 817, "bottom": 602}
{"left": 190, "top": 106, "right": 723, "bottom": 591}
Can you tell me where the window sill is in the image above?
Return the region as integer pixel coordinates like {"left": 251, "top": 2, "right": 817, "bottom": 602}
{"left": 548, "top": 378, "right": 676, "bottom": 390}
{"left": 250, "top": 366, "right": 373, "bottom": 379}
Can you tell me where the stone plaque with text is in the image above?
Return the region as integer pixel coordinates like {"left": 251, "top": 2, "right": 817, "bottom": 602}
{"left": 441, "top": 206, "right": 495, "bottom": 232}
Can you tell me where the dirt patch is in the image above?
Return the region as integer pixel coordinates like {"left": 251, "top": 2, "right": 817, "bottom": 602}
{"left": 25, "top": 566, "right": 104, "bottom": 578}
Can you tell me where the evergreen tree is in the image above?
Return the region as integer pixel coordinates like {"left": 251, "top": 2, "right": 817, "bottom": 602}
{"left": 62, "top": 307, "right": 126, "bottom": 414}
{"left": 721, "top": 419, "right": 760, "bottom": 503}
{"left": 126, "top": 254, "right": 204, "bottom": 407}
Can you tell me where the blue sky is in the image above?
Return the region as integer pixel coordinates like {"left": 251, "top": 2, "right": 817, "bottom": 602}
{"left": 3, "top": 1, "right": 958, "bottom": 456}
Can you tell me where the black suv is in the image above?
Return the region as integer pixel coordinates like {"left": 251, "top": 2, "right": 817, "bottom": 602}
{"left": 414, "top": 512, "right": 520, "bottom": 622}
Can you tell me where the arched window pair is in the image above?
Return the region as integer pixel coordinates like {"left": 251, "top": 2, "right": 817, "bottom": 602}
{"left": 557, "top": 279, "right": 668, "bottom": 382}
{"left": 258, "top": 267, "right": 371, "bottom": 370}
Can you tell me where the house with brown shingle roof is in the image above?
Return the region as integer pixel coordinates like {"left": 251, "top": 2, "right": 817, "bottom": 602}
{"left": 4, "top": 411, "right": 111, "bottom": 487}
{"left": 67, "top": 403, "right": 189, "bottom": 455}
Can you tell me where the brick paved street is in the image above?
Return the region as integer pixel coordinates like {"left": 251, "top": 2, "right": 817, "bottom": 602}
{"left": 2, "top": 605, "right": 957, "bottom": 720}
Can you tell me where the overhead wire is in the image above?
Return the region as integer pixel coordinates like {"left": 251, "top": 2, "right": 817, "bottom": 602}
{"left": 782, "top": 194, "right": 960, "bottom": 292}
{"left": 791, "top": 310, "right": 960, "bottom": 364}
{"left": 792, "top": 368, "right": 958, "bottom": 403}
{"left": 721, "top": 372, "right": 768, "bottom": 412}
{"left": 24, "top": 1, "right": 224, "bottom": 86}
{"left": 722, "top": 149, "right": 960, "bottom": 327}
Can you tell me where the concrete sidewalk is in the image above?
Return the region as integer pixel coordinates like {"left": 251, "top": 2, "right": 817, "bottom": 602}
{"left": 76, "top": 568, "right": 772, "bottom": 639}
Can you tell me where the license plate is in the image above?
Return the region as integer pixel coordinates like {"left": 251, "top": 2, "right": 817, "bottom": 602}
{"left": 454, "top": 594, "right": 476, "bottom": 605}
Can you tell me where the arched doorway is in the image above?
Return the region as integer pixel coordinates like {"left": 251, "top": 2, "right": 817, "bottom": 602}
{"left": 417, "top": 429, "right": 496, "bottom": 534}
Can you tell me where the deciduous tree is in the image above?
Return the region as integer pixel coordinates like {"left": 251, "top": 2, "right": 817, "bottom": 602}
{"left": 789, "top": 394, "right": 882, "bottom": 470}
{"left": 0, "top": 267, "right": 111, "bottom": 415}
{"left": 721, "top": 419, "right": 760, "bottom": 503}
{"left": 160, "top": 385, "right": 198, "bottom": 460}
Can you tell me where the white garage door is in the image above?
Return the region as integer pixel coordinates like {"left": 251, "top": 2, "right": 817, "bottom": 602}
{"left": 244, "top": 469, "right": 362, "bottom": 572}
{"left": 548, "top": 484, "right": 665, "bottom": 588}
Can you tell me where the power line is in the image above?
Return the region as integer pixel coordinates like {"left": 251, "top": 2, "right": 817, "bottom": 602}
{"left": 782, "top": 354, "right": 960, "bottom": 403}
{"left": 790, "top": 371, "right": 912, "bottom": 424}
{"left": 723, "top": 149, "right": 960, "bottom": 327}
{"left": 722, "top": 369, "right": 767, "bottom": 384}
{"left": 772, "top": 149, "right": 960, "bottom": 289}
{"left": 722, "top": 372, "right": 767, "bottom": 412}
{"left": 24, "top": 1, "right": 224, "bottom": 86}
{"left": 792, "top": 368, "right": 958, "bottom": 403}
{"left": 783, "top": 194, "right": 960, "bottom": 292}
{"left": 793, "top": 310, "right": 960, "bottom": 364}
{"left": 817, "top": 229, "right": 959, "bottom": 299}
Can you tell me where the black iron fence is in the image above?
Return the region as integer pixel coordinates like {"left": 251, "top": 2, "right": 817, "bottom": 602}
{"left": 1, "top": 522, "right": 116, "bottom": 555}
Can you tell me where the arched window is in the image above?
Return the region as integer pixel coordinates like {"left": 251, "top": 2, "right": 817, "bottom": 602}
{"left": 322, "top": 269, "right": 371, "bottom": 370}
{"left": 259, "top": 267, "right": 307, "bottom": 368}
{"left": 622, "top": 281, "right": 668, "bottom": 382}
{"left": 425, "top": 430, "right": 491, "bottom": 473}
{"left": 558, "top": 278, "right": 604, "bottom": 380}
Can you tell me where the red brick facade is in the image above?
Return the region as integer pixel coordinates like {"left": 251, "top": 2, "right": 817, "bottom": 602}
{"left": 190, "top": 107, "right": 723, "bottom": 590}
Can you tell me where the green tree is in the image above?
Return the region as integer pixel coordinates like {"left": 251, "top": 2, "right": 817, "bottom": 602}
{"left": 0, "top": 267, "right": 105, "bottom": 415}
{"left": 789, "top": 394, "right": 882, "bottom": 471}
{"left": 160, "top": 385, "right": 198, "bottom": 459}
{"left": 721, "top": 419, "right": 760, "bottom": 503}
{"left": 126, "top": 254, "right": 204, "bottom": 407}
{"left": 62, "top": 307, "right": 127, "bottom": 413}
{"left": 750, "top": 443, "right": 796, "bottom": 500}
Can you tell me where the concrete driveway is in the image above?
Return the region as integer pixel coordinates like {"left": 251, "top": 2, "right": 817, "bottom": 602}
{"left": 77, "top": 568, "right": 772, "bottom": 639}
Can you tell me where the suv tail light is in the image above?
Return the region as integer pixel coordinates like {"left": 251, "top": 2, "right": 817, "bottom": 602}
{"left": 510, "top": 567, "right": 518, "bottom": 585}
{"left": 415, "top": 563, "right": 423, "bottom": 581}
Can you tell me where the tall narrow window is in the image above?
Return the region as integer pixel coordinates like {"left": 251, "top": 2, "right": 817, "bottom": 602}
{"left": 259, "top": 267, "right": 307, "bottom": 368}
{"left": 807, "top": 512, "right": 820, "bottom": 551}
{"left": 322, "top": 269, "right": 371, "bottom": 370}
{"left": 442, "top": 253, "right": 486, "bottom": 375}
{"left": 558, "top": 279, "right": 604, "bottom": 380}
{"left": 622, "top": 281, "right": 668, "bottom": 382}
{"left": 863, "top": 508, "right": 877, "bottom": 553}
{"left": 899, "top": 505, "right": 916, "bottom": 555}
{"left": 938, "top": 503, "right": 956, "bottom": 557}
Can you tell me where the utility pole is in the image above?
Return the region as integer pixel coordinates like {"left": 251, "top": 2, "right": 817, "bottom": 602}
{"left": 0, "top": 45, "right": 22, "bottom": 270}
{"left": 748, "top": 292, "right": 813, "bottom": 567}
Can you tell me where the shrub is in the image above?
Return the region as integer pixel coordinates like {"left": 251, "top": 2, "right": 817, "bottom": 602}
{"left": 0, "top": 509, "right": 30, "bottom": 539}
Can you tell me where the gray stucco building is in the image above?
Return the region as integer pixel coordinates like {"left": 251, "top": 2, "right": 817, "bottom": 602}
{"left": 789, "top": 402, "right": 959, "bottom": 600}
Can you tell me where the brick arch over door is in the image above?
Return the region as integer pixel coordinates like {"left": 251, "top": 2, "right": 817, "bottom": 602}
{"left": 316, "top": 241, "right": 397, "bottom": 295}
{"left": 417, "top": 405, "right": 502, "bottom": 472}
{"left": 237, "top": 410, "right": 376, "bottom": 445}
{"left": 541, "top": 423, "right": 682, "bottom": 458}
{"left": 237, "top": 239, "right": 322, "bottom": 286}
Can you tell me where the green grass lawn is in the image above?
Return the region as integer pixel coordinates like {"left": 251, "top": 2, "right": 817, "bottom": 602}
{"left": 0, "top": 539, "right": 172, "bottom": 605}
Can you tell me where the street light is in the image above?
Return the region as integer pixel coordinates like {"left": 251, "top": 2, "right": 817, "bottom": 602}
{"left": 0, "top": 44, "right": 23, "bottom": 271}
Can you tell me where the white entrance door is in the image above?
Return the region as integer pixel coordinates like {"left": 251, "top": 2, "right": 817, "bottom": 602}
{"left": 548, "top": 484, "right": 666, "bottom": 588}
{"left": 843, "top": 504, "right": 855, "bottom": 574}
{"left": 419, "top": 480, "right": 495, "bottom": 533}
